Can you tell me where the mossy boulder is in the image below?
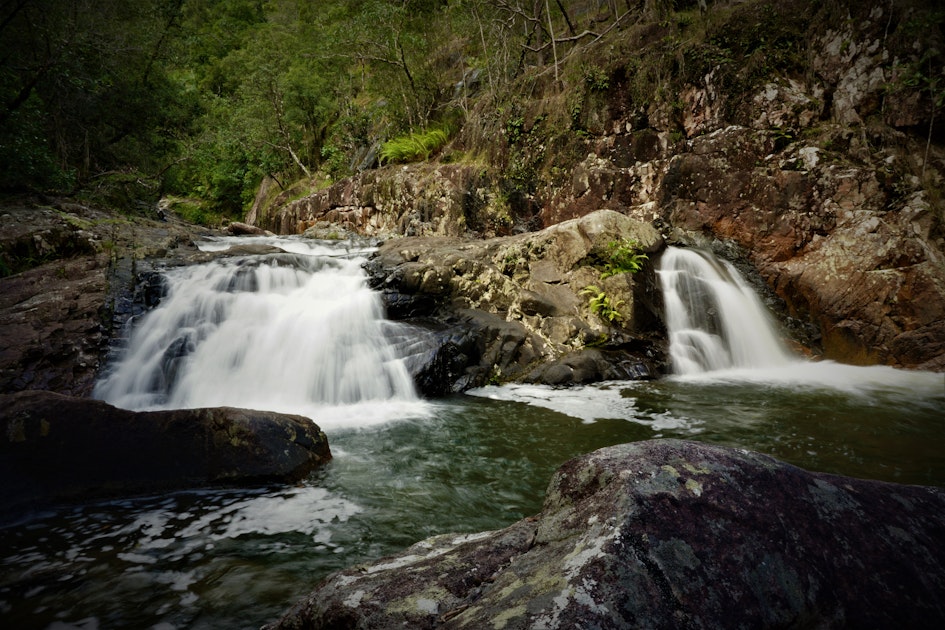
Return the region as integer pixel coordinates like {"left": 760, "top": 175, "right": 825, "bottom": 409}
{"left": 268, "top": 439, "right": 945, "bottom": 630}
{"left": 364, "top": 210, "right": 666, "bottom": 391}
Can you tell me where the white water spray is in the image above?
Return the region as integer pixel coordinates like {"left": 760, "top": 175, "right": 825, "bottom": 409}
{"left": 658, "top": 246, "right": 793, "bottom": 374}
{"left": 657, "top": 246, "right": 943, "bottom": 396}
{"left": 94, "top": 237, "right": 427, "bottom": 429}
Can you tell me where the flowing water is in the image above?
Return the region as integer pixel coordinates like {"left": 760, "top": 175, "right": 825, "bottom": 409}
{"left": 658, "top": 246, "right": 794, "bottom": 373}
{"left": 2, "top": 239, "right": 943, "bottom": 630}
{"left": 92, "top": 237, "right": 426, "bottom": 429}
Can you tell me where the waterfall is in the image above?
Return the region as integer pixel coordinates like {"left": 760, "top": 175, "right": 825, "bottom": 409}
{"left": 658, "top": 246, "right": 793, "bottom": 375}
{"left": 94, "top": 237, "right": 426, "bottom": 429}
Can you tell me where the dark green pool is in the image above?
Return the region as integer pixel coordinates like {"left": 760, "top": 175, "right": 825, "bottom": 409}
{"left": 2, "top": 370, "right": 942, "bottom": 629}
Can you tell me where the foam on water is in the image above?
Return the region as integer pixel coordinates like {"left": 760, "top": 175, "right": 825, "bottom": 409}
{"left": 671, "top": 360, "right": 944, "bottom": 402}
{"left": 466, "top": 382, "right": 698, "bottom": 430}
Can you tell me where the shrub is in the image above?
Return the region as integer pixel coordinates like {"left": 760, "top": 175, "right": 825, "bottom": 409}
{"left": 600, "top": 239, "right": 648, "bottom": 279}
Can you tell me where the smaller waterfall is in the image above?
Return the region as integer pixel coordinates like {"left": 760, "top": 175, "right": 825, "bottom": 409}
{"left": 658, "top": 247, "right": 793, "bottom": 375}
{"left": 94, "top": 238, "right": 426, "bottom": 428}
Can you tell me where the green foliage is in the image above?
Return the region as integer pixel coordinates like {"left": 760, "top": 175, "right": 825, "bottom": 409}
{"left": 505, "top": 116, "right": 525, "bottom": 144}
{"left": 0, "top": 0, "right": 190, "bottom": 194}
{"left": 3, "top": 0, "right": 895, "bottom": 221}
{"left": 488, "top": 364, "right": 503, "bottom": 386}
{"left": 580, "top": 285, "right": 625, "bottom": 323}
{"left": 379, "top": 127, "right": 451, "bottom": 165}
{"left": 164, "top": 197, "right": 225, "bottom": 228}
{"left": 599, "top": 239, "right": 649, "bottom": 279}
{"left": 320, "top": 144, "right": 348, "bottom": 179}
{"left": 581, "top": 64, "right": 610, "bottom": 92}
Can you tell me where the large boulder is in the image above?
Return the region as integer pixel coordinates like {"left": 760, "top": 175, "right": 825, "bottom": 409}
{"left": 0, "top": 390, "right": 331, "bottom": 516}
{"left": 366, "top": 210, "right": 666, "bottom": 391}
{"left": 268, "top": 439, "right": 945, "bottom": 630}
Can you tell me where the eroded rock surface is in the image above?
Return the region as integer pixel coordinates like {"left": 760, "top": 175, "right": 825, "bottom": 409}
{"left": 268, "top": 439, "right": 945, "bottom": 630}
{"left": 366, "top": 210, "right": 666, "bottom": 391}
{"left": 0, "top": 390, "right": 331, "bottom": 516}
{"left": 0, "top": 200, "right": 209, "bottom": 396}
{"left": 257, "top": 164, "right": 511, "bottom": 238}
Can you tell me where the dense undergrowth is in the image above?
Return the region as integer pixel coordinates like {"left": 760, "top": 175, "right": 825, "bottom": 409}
{"left": 1, "top": 0, "right": 942, "bottom": 224}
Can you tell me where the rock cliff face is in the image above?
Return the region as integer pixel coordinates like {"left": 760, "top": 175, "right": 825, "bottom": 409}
{"left": 0, "top": 201, "right": 208, "bottom": 396}
{"left": 255, "top": 164, "right": 505, "bottom": 238}
{"left": 256, "top": 1, "right": 945, "bottom": 371}
{"left": 267, "top": 439, "right": 945, "bottom": 630}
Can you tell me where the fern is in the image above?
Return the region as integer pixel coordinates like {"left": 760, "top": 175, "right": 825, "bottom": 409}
{"left": 379, "top": 127, "right": 450, "bottom": 165}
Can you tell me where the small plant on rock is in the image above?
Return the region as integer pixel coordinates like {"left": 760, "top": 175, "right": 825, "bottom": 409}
{"left": 581, "top": 285, "right": 624, "bottom": 323}
{"left": 600, "top": 238, "right": 648, "bottom": 279}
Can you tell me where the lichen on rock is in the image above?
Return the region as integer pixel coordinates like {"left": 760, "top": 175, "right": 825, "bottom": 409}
{"left": 364, "top": 210, "right": 666, "bottom": 392}
{"left": 267, "top": 439, "right": 945, "bottom": 630}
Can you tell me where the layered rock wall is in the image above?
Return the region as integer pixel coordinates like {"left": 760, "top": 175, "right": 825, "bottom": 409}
{"left": 255, "top": 164, "right": 501, "bottom": 238}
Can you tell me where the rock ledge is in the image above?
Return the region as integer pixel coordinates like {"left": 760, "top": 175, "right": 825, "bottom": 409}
{"left": 1, "top": 390, "right": 331, "bottom": 517}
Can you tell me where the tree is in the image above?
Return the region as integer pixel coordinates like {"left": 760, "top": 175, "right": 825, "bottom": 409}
{"left": 0, "top": 0, "right": 188, "bottom": 192}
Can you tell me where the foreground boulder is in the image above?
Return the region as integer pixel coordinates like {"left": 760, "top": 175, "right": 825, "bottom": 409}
{"left": 268, "top": 439, "right": 945, "bottom": 629}
{"left": 1, "top": 390, "right": 331, "bottom": 516}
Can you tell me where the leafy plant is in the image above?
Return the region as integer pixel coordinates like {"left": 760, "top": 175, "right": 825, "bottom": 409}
{"left": 505, "top": 116, "right": 525, "bottom": 144}
{"left": 599, "top": 239, "right": 648, "bottom": 279}
{"left": 581, "top": 64, "right": 610, "bottom": 92}
{"left": 378, "top": 127, "right": 451, "bottom": 165}
{"left": 488, "top": 364, "right": 503, "bottom": 386}
{"left": 165, "top": 197, "right": 225, "bottom": 227}
{"left": 580, "top": 285, "right": 624, "bottom": 323}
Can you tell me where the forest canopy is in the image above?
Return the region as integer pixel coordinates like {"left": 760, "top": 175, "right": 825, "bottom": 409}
{"left": 2, "top": 0, "right": 943, "bottom": 220}
{"left": 1, "top": 0, "right": 594, "bottom": 216}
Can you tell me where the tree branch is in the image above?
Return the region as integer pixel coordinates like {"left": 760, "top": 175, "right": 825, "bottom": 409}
{"left": 522, "top": 28, "right": 600, "bottom": 53}
{"left": 554, "top": 0, "right": 575, "bottom": 35}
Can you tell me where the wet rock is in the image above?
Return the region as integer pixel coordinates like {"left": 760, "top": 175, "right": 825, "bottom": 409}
{"left": 0, "top": 257, "right": 110, "bottom": 396}
{"left": 0, "top": 390, "right": 331, "bottom": 516}
{"left": 0, "top": 200, "right": 210, "bottom": 396}
{"left": 268, "top": 439, "right": 945, "bottom": 630}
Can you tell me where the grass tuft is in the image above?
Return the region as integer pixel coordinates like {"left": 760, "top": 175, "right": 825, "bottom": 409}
{"left": 379, "top": 126, "right": 451, "bottom": 165}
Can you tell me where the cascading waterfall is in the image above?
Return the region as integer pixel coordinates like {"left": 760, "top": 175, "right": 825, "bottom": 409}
{"left": 94, "top": 237, "right": 426, "bottom": 428}
{"left": 658, "top": 246, "right": 793, "bottom": 375}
